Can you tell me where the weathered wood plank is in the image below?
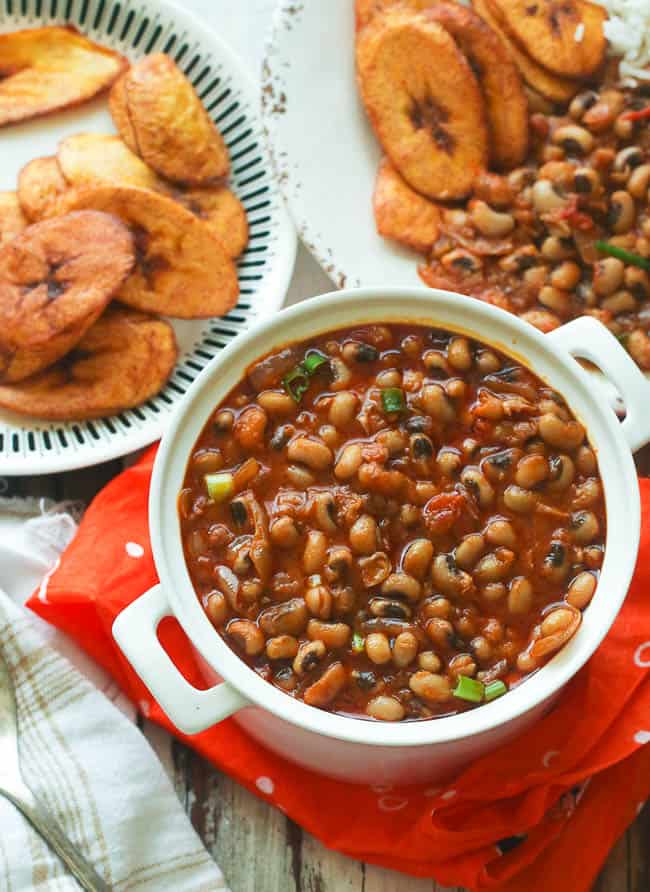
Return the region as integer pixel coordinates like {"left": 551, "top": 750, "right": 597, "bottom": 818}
{"left": 364, "top": 863, "right": 435, "bottom": 891}
{"left": 593, "top": 831, "right": 629, "bottom": 892}
{"left": 627, "top": 802, "right": 650, "bottom": 892}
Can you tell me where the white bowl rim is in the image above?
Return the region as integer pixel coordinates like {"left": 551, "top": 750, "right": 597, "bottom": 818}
{"left": 150, "top": 286, "right": 641, "bottom": 747}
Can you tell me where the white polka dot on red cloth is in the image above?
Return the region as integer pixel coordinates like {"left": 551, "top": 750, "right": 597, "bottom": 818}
{"left": 377, "top": 796, "right": 409, "bottom": 812}
{"left": 125, "top": 541, "right": 144, "bottom": 558}
{"left": 634, "top": 642, "right": 650, "bottom": 668}
{"left": 441, "top": 789, "right": 457, "bottom": 801}
{"left": 255, "top": 776, "right": 275, "bottom": 795}
{"left": 634, "top": 730, "right": 650, "bottom": 745}
{"left": 542, "top": 750, "right": 560, "bottom": 768}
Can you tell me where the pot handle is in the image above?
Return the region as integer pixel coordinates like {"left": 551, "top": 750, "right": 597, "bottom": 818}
{"left": 548, "top": 316, "right": 650, "bottom": 453}
{"left": 112, "top": 584, "right": 249, "bottom": 735}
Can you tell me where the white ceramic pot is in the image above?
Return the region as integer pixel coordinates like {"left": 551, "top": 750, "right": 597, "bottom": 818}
{"left": 113, "top": 288, "right": 650, "bottom": 785}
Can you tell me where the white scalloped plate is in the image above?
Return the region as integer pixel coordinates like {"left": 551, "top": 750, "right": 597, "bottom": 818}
{"left": 0, "top": 0, "right": 296, "bottom": 475}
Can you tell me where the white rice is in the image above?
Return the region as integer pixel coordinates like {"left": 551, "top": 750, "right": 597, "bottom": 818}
{"left": 592, "top": 0, "right": 650, "bottom": 82}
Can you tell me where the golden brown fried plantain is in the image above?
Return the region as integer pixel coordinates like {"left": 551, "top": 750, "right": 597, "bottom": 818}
{"left": 0, "top": 26, "right": 126, "bottom": 127}
{"left": 356, "top": 9, "right": 488, "bottom": 200}
{"left": 0, "top": 211, "right": 134, "bottom": 383}
{"left": 424, "top": 1, "right": 528, "bottom": 170}
{"left": 55, "top": 185, "right": 239, "bottom": 318}
{"left": 57, "top": 133, "right": 248, "bottom": 258}
{"left": 0, "top": 306, "right": 178, "bottom": 420}
{"left": 355, "top": 0, "right": 434, "bottom": 31}
{"left": 17, "top": 156, "right": 68, "bottom": 221}
{"left": 486, "top": 0, "right": 606, "bottom": 79}
{"left": 373, "top": 158, "right": 440, "bottom": 253}
{"left": 0, "top": 193, "right": 27, "bottom": 247}
{"left": 472, "top": 0, "right": 580, "bottom": 102}
{"left": 109, "top": 53, "right": 229, "bottom": 185}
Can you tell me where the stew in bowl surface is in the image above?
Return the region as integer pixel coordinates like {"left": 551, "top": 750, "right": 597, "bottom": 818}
{"left": 179, "top": 323, "right": 606, "bottom": 723}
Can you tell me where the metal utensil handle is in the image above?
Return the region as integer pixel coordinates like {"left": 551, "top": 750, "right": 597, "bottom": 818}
{"left": 4, "top": 781, "right": 111, "bottom": 891}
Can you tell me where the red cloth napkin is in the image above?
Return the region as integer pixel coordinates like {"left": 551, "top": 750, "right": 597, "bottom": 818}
{"left": 28, "top": 445, "right": 650, "bottom": 892}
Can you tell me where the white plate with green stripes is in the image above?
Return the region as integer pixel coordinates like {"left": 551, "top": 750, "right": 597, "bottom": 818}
{"left": 0, "top": 0, "right": 296, "bottom": 475}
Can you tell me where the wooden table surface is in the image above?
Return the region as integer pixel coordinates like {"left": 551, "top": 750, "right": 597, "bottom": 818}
{"left": 8, "top": 445, "right": 650, "bottom": 892}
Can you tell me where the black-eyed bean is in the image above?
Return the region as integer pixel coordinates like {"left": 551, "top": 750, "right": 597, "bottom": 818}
{"left": 420, "top": 596, "right": 452, "bottom": 620}
{"left": 539, "top": 285, "right": 571, "bottom": 316}
{"left": 410, "top": 433, "right": 434, "bottom": 464}
{"left": 269, "top": 515, "right": 300, "bottom": 548}
{"left": 420, "top": 383, "right": 455, "bottom": 423}
{"left": 609, "top": 191, "right": 636, "bottom": 234}
{"left": 206, "top": 591, "right": 228, "bottom": 626}
{"left": 514, "top": 454, "right": 549, "bottom": 489}
{"left": 627, "top": 163, "right": 650, "bottom": 199}
{"left": 293, "top": 639, "right": 326, "bottom": 675}
{"left": 392, "top": 631, "right": 419, "bottom": 668}
{"left": 426, "top": 617, "right": 456, "bottom": 649}
{"left": 303, "top": 529, "right": 327, "bottom": 574}
{"left": 287, "top": 436, "right": 333, "bottom": 470}
{"left": 572, "top": 478, "right": 602, "bottom": 508}
{"left": 508, "top": 577, "right": 533, "bottom": 614}
{"left": 593, "top": 257, "right": 624, "bottom": 296}
{"left": 318, "top": 424, "right": 339, "bottom": 448}
{"left": 538, "top": 413, "right": 585, "bottom": 450}
{"left": 366, "top": 632, "right": 392, "bottom": 665}
{"left": 286, "top": 464, "right": 315, "bottom": 487}
{"left": 485, "top": 518, "right": 516, "bottom": 549}
{"left": 241, "top": 580, "right": 263, "bottom": 603}
{"left": 447, "top": 336, "right": 473, "bottom": 370}
{"left": 483, "top": 618, "right": 504, "bottom": 643}
{"left": 583, "top": 545, "right": 603, "bottom": 569}
{"left": 566, "top": 571, "right": 597, "bottom": 609}
{"left": 378, "top": 428, "right": 408, "bottom": 455}
{"left": 260, "top": 598, "right": 309, "bottom": 636}
{"left": 330, "top": 357, "right": 352, "bottom": 390}
{"left": 446, "top": 378, "right": 467, "bottom": 400}
{"left": 274, "top": 667, "right": 298, "bottom": 691}
{"left": 400, "top": 504, "right": 420, "bottom": 526}
{"left": 482, "top": 448, "right": 522, "bottom": 483}
{"left": 541, "top": 235, "right": 574, "bottom": 261}
{"left": 214, "top": 409, "right": 234, "bottom": 432}
{"left": 473, "top": 548, "right": 516, "bottom": 584}
{"left": 431, "top": 554, "right": 475, "bottom": 598}
{"left": 324, "top": 546, "right": 353, "bottom": 583}
{"left": 305, "top": 583, "right": 333, "bottom": 619}
{"left": 366, "top": 695, "right": 405, "bottom": 721}
{"left": 370, "top": 598, "right": 412, "bottom": 620}
{"left": 349, "top": 514, "right": 379, "bottom": 555}
{"left": 266, "top": 635, "right": 299, "bottom": 660}
{"left": 381, "top": 571, "right": 421, "bottom": 603}
{"left": 313, "top": 492, "right": 338, "bottom": 533}
{"left": 414, "top": 481, "right": 437, "bottom": 504}
{"left": 307, "top": 619, "right": 351, "bottom": 648}
{"left": 359, "top": 551, "right": 391, "bottom": 587}
{"left": 517, "top": 650, "right": 538, "bottom": 673}
{"left": 436, "top": 448, "right": 462, "bottom": 477}
{"left": 227, "top": 619, "right": 265, "bottom": 656}
{"left": 601, "top": 290, "right": 637, "bottom": 315}
{"left": 329, "top": 390, "right": 358, "bottom": 428}
{"left": 461, "top": 467, "right": 495, "bottom": 507}
{"left": 334, "top": 442, "right": 362, "bottom": 480}
{"left": 547, "top": 454, "right": 575, "bottom": 492}
{"left": 482, "top": 582, "right": 507, "bottom": 602}
{"left": 627, "top": 329, "right": 650, "bottom": 369}
{"left": 541, "top": 541, "right": 571, "bottom": 582}
{"left": 192, "top": 449, "right": 224, "bottom": 475}
{"left": 304, "top": 662, "right": 347, "bottom": 706}
{"left": 417, "top": 651, "right": 442, "bottom": 672}
{"left": 257, "top": 389, "right": 296, "bottom": 415}
{"left": 409, "top": 671, "right": 451, "bottom": 702}
{"left": 455, "top": 533, "right": 486, "bottom": 570}
{"left": 530, "top": 605, "right": 581, "bottom": 660}
{"left": 376, "top": 368, "right": 402, "bottom": 388}
{"left": 423, "top": 349, "right": 452, "bottom": 377}
{"left": 532, "top": 179, "right": 568, "bottom": 213}
{"left": 552, "top": 124, "right": 594, "bottom": 155}
{"left": 570, "top": 510, "right": 600, "bottom": 543}
{"left": 402, "top": 538, "right": 434, "bottom": 579}
{"left": 448, "top": 653, "right": 477, "bottom": 678}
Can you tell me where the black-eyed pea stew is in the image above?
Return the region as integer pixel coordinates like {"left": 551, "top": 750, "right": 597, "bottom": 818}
{"left": 179, "top": 324, "right": 606, "bottom": 722}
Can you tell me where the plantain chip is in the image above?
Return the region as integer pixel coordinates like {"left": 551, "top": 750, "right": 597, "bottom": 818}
{"left": 0, "top": 211, "right": 134, "bottom": 383}
{"left": 356, "top": 9, "right": 488, "bottom": 200}
{"left": 472, "top": 0, "right": 580, "bottom": 102}
{"left": 373, "top": 157, "right": 440, "bottom": 253}
{"left": 0, "top": 306, "right": 178, "bottom": 420}
{"left": 0, "top": 193, "right": 28, "bottom": 247}
{"left": 423, "top": 2, "right": 528, "bottom": 170}
{"left": 486, "top": 0, "right": 606, "bottom": 79}
{"left": 57, "top": 133, "right": 248, "bottom": 258}
{"left": 17, "top": 156, "right": 68, "bottom": 221}
{"left": 54, "top": 185, "right": 239, "bottom": 319}
{"left": 109, "top": 53, "right": 229, "bottom": 186}
{"left": 355, "top": 0, "right": 433, "bottom": 31}
{"left": 0, "top": 26, "right": 126, "bottom": 127}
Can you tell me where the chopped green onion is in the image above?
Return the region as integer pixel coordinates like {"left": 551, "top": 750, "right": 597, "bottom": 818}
{"left": 282, "top": 366, "right": 310, "bottom": 402}
{"left": 205, "top": 472, "right": 234, "bottom": 502}
{"left": 381, "top": 387, "right": 406, "bottom": 414}
{"left": 351, "top": 632, "right": 365, "bottom": 654}
{"left": 594, "top": 241, "right": 650, "bottom": 271}
{"left": 484, "top": 680, "right": 508, "bottom": 702}
{"left": 303, "top": 349, "right": 329, "bottom": 375}
{"left": 453, "top": 675, "right": 484, "bottom": 703}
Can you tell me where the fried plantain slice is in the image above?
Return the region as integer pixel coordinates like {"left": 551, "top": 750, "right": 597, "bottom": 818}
{"left": 0, "top": 211, "right": 134, "bottom": 383}
{"left": 0, "top": 26, "right": 126, "bottom": 127}
{"left": 486, "top": 0, "right": 606, "bottom": 79}
{"left": 54, "top": 185, "right": 239, "bottom": 319}
{"left": 355, "top": 0, "right": 433, "bottom": 31}
{"left": 57, "top": 133, "right": 248, "bottom": 258}
{"left": 356, "top": 9, "right": 488, "bottom": 200}
{"left": 423, "top": 2, "right": 528, "bottom": 170}
{"left": 17, "top": 156, "right": 68, "bottom": 221}
{"left": 109, "top": 53, "right": 229, "bottom": 185}
{"left": 472, "top": 0, "right": 580, "bottom": 102}
{"left": 0, "top": 306, "right": 178, "bottom": 420}
{"left": 0, "top": 193, "right": 28, "bottom": 247}
{"left": 373, "top": 157, "right": 440, "bottom": 253}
